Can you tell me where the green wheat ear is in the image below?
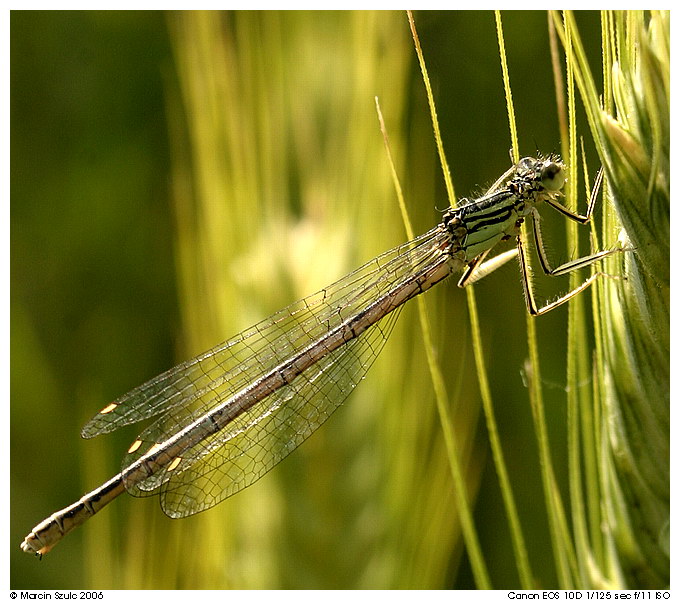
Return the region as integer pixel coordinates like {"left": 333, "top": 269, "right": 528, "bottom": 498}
{"left": 557, "top": 11, "right": 669, "bottom": 588}
{"left": 603, "top": 13, "right": 669, "bottom": 589}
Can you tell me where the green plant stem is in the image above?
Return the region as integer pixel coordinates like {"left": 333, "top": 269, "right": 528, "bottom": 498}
{"left": 497, "top": 10, "right": 578, "bottom": 588}
{"left": 376, "top": 75, "right": 492, "bottom": 589}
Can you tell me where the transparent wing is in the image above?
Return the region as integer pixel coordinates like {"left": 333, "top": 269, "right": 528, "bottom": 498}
{"left": 83, "top": 222, "right": 453, "bottom": 518}
{"left": 82, "top": 224, "right": 447, "bottom": 439}
{"left": 136, "top": 304, "right": 403, "bottom": 517}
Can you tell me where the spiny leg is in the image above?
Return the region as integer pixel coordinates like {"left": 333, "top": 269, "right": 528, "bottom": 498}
{"left": 516, "top": 224, "right": 621, "bottom": 316}
{"left": 544, "top": 167, "right": 604, "bottom": 225}
{"left": 529, "top": 207, "right": 624, "bottom": 278}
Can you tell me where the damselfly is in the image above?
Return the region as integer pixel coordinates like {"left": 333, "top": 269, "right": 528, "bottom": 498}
{"left": 21, "top": 154, "right": 622, "bottom": 557}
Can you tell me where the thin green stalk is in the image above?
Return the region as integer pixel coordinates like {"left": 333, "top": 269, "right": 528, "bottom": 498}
{"left": 582, "top": 148, "right": 607, "bottom": 577}
{"left": 495, "top": 12, "right": 519, "bottom": 163}
{"left": 550, "top": 11, "right": 609, "bottom": 587}
{"left": 549, "top": 23, "right": 600, "bottom": 582}
{"left": 391, "top": 22, "right": 492, "bottom": 584}
{"left": 466, "top": 289, "right": 534, "bottom": 589}
{"left": 563, "top": 14, "right": 591, "bottom": 588}
{"left": 407, "top": 11, "right": 456, "bottom": 203}
{"left": 496, "top": 10, "right": 577, "bottom": 588}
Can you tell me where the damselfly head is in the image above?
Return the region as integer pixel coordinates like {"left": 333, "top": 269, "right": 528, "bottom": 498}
{"left": 539, "top": 159, "right": 566, "bottom": 192}
{"left": 516, "top": 155, "right": 566, "bottom": 194}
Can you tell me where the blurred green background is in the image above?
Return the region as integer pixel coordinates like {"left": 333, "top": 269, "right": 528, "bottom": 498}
{"left": 11, "top": 10, "right": 604, "bottom": 589}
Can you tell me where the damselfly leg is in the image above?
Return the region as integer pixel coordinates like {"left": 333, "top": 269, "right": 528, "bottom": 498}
{"left": 517, "top": 167, "right": 624, "bottom": 315}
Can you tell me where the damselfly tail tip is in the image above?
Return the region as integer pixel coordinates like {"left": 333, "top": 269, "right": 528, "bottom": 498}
{"left": 20, "top": 532, "right": 49, "bottom": 558}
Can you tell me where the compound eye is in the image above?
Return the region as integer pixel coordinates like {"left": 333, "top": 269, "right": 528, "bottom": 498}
{"left": 540, "top": 161, "right": 566, "bottom": 192}
{"left": 517, "top": 157, "right": 536, "bottom": 174}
